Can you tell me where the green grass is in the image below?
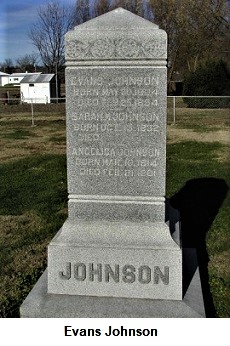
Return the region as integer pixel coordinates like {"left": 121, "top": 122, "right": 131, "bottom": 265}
{"left": 166, "top": 141, "right": 227, "bottom": 195}
{"left": 0, "top": 155, "right": 68, "bottom": 317}
{"left": 166, "top": 140, "right": 230, "bottom": 317}
{"left": 48, "top": 135, "right": 66, "bottom": 143}
{"left": 0, "top": 154, "right": 67, "bottom": 217}
{"left": 167, "top": 104, "right": 230, "bottom": 127}
{"left": 2, "top": 129, "right": 35, "bottom": 139}
{"left": 0, "top": 108, "right": 229, "bottom": 317}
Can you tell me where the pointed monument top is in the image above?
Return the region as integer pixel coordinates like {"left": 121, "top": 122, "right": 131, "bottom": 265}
{"left": 65, "top": 8, "right": 167, "bottom": 62}
{"left": 74, "top": 7, "right": 159, "bottom": 31}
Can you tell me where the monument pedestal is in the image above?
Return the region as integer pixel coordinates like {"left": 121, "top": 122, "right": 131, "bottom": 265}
{"left": 20, "top": 203, "right": 205, "bottom": 318}
{"left": 47, "top": 218, "right": 182, "bottom": 300}
{"left": 20, "top": 248, "right": 205, "bottom": 318}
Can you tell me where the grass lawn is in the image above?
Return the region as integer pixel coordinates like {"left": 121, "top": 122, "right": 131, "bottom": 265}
{"left": 0, "top": 105, "right": 229, "bottom": 317}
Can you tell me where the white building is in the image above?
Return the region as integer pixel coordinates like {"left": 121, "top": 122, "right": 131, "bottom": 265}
{"left": 20, "top": 74, "right": 56, "bottom": 104}
{"left": 9, "top": 72, "right": 41, "bottom": 86}
{"left": 0, "top": 71, "right": 10, "bottom": 86}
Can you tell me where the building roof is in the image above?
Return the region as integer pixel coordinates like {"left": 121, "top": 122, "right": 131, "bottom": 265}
{"left": 20, "top": 74, "right": 55, "bottom": 84}
{"left": 10, "top": 72, "right": 41, "bottom": 78}
{"left": 0, "top": 71, "right": 10, "bottom": 76}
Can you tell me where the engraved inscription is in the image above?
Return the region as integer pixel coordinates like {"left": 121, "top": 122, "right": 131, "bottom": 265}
{"left": 70, "top": 75, "right": 159, "bottom": 86}
{"left": 68, "top": 70, "right": 163, "bottom": 180}
{"left": 66, "top": 67, "right": 166, "bottom": 196}
{"left": 59, "top": 262, "right": 170, "bottom": 285}
{"left": 105, "top": 264, "right": 119, "bottom": 283}
{"left": 72, "top": 146, "right": 159, "bottom": 178}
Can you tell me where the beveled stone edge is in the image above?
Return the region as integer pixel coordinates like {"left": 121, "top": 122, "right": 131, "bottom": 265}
{"left": 48, "top": 218, "right": 180, "bottom": 250}
{"left": 68, "top": 194, "right": 165, "bottom": 205}
{"left": 65, "top": 60, "right": 167, "bottom": 67}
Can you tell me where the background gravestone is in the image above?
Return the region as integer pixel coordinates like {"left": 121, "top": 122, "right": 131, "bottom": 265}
{"left": 20, "top": 8, "right": 205, "bottom": 317}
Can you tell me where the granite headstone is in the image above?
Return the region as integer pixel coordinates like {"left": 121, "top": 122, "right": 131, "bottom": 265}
{"left": 47, "top": 7, "right": 182, "bottom": 300}
{"left": 20, "top": 8, "right": 205, "bottom": 317}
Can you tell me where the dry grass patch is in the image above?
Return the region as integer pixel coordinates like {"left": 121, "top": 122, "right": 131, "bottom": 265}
{"left": 167, "top": 127, "right": 230, "bottom": 145}
{"left": 0, "top": 114, "right": 66, "bottom": 163}
{"left": 214, "top": 147, "right": 230, "bottom": 163}
{"left": 168, "top": 106, "right": 230, "bottom": 124}
{"left": 209, "top": 251, "right": 230, "bottom": 280}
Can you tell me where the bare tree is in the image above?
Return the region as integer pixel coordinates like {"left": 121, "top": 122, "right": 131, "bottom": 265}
{"left": 73, "top": 0, "right": 91, "bottom": 24}
{"left": 90, "top": 0, "right": 229, "bottom": 84}
{"left": 182, "top": 0, "right": 230, "bottom": 72}
{"left": 91, "top": 0, "right": 148, "bottom": 19}
{"left": 0, "top": 59, "right": 14, "bottom": 73}
{"left": 94, "top": 0, "right": 111, "bottom": 16}
{"left": 148, "top": 0, "right": 230, "bottom": 78}
{"left": 109, "top": 0, "right": 145, "bottom": 16}
{"left": 16, "top": 53, "right": 38, "bottom": 72}
{"left": 29, "top": 1, "right": 75, "bottom": 72}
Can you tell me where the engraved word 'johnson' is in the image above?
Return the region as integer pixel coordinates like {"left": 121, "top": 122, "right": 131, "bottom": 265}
{"left": 59, "top": 262, "right": 169, "bottom": 285}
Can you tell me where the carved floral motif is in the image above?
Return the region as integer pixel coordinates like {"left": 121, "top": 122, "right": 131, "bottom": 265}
{"left": 90, "top": 39, "right": 115, "bottom": 58}
{"left": 116, "top": 39, "right": 140, "bottom": 58}
{"left": 66, "top": 38, "right": 166, "bottom": 60}
{"left": 66, "top": 40, "right": 89, "bottom": 59}
{"left": 144, "top": 41, "right": 166, "bottom": 58}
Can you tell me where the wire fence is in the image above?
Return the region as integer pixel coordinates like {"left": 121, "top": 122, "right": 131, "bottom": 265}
{"left": 0, "top": 96, "right": 229, "bottom": 126}
{"left": 0, "top": 97, "right": 66, "bottom": 105}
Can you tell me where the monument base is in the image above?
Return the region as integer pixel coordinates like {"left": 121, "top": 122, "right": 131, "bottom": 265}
{"left": 20, "top": 248, "right": 205, "bottom": 318}
{"left": 47, "top": 218, "right": 182, "bottom": 300}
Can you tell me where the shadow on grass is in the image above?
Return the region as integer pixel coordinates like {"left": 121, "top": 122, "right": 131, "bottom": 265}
{"left": 170, "top": 177, "right": 228, "bottom": 317}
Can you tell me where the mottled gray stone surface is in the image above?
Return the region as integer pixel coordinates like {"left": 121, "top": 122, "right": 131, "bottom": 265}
{"left": 48, "top": 219, "right": 181, "bottom": 300}
{"left": 65, "top": 8, "right": 167, "bottom": 62}
{"left": 66, "top": 66, "right": 167, "bottom": 221}
{"left": 20, "top": 249, "right": 205, "bottom": 318}
{"left": 65, "top": 9, "right": 168, "bottom": 222}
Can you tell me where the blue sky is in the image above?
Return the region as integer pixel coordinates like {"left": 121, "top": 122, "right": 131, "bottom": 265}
{"left": 0, "top": 0, "right": 76, "bottom": 64}
{"left": 1, "top": 0, "right": 229, "bottom": 64}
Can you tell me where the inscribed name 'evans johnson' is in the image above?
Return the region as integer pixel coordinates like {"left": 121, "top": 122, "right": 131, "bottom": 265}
{"left": 66, "top": 68, "right": 166, "bottom": 196}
